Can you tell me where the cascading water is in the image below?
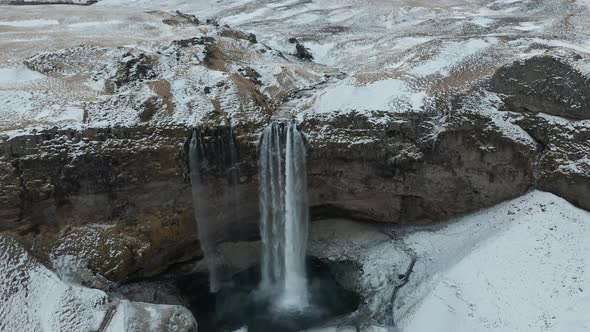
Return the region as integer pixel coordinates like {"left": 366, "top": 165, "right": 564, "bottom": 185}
{"left": 189, "top": 127, "right": 240, "bottom": 292}
{"left": 258, "top": 122, "right": 309, "bottom": 310}
{"left": 189, "top": 129, "right": 219, "bottom": 292}
{"left": 180, "top": 123, "right": 359, "bottom": 331}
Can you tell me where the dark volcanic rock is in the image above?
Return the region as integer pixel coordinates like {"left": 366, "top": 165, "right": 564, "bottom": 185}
{"left": 513, "top": 113, "right": 590, "bottom": 211}
{"left": 490, "top": 49, "right": 590, "bottom": 120}
{"left": 289, "top": 37, "right": 314, "bottom": 60}
{"left": 296, "top": 43, "right": 314, "bottom": 61}
{"left": 110, "top": 53, "right": 159, "bottom": 91}
{"left": 488, "top": 49, "right": 590, "bottom": 211}
{"left": 302, "top": 110, "right": 536, "bottom": 223}
{"left": 0, "top": 123, "right": 260, "bottom": 281}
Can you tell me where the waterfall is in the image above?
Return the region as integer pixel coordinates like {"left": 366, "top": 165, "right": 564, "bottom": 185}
{"left": 258, "top": 122, "right": 309, "bottom": 310}
{"left": 189, "top": 127, "right": 240, "bottom": 292}
{"left": 189, "top": 129, "right": 219, "bottom": 292}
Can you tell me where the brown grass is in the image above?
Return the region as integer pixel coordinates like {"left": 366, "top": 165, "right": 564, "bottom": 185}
{"left": 148, "top": 79, "right": 174, "bottom": 113}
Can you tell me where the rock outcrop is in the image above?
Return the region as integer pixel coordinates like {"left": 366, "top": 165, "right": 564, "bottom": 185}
{"left": 490, "top": 50, "right": 590, "bottom": 211}
{"left": 303, "top": 109, "right": 536, "bottom": 223}
{"left": 514, "top": 112, "right": 590, "bottom": 211}
{"left": 491, "top": 49, "right": 590, "bottom": 120}
{"left": 0, "top": 233, "right": 198, "bottom": 332}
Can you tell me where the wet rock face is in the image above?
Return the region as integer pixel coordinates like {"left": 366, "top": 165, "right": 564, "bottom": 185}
{"left": 0, "top": 124, "right": 259, "bottom": 281}
{"left": 303, "top": 111, "right": 536, "bottom": 223}
{"left": 0, "top": 127, "right": 201, "bottom": 281}
{"left": 1, "top": 127, "right": 191, "bottom": 228}
{"left": 488, "top": 49, "right": 590, "bottom": 211}
{"left": 490, "top": 50, "right": 590, "bottom": 120}
{"left": 513, "top": 113, "right": 590, "bottom": 211}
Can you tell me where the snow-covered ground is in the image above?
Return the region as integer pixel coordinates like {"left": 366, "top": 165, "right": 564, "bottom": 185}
{"left": 0, "top": 234, "right": 197, "bottom": 331}
{"left": 305, "top": 191, "right": 590, "bottom": 331}
{"left": 397, "top": 191, "right": 590, "bottom": 332}
{"left": 0, "top": 234, "right": 109, "bottom": 331}
{"left": 1, "top": 188, "right": 588, "bottom": 331}
{"left": 2, "top": 0, "right": 590, "bottom": 138}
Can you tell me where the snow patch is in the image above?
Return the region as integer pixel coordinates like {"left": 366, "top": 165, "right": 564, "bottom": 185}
{"left": 0, "top": 67, "right": 45, "bottom": 87}
{"left": 462, "top": 91, "right": 538, "bottom": 150}
{"left": 0, "top": 19, "right": 59, "bottom": 28}
{"left": 0, "top": 235, "right": 107, "bottom": 332}
{"left": 470, "top": 17, "right": 495, "bottom": 27}
{"left": 311, "top": 78, "right": 427, "bottom": 114}
{"left": 410, "top": 38, "right": 498, "bottom": 77}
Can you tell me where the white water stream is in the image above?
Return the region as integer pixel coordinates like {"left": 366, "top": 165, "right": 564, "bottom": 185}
{"left": 258, "top": 122, "right": 309, "bottom": 310}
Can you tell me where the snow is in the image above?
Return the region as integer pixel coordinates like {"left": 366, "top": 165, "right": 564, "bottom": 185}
{"left": 1, "top": 0, "right": 589, "bottom": 137}
{"left": 0, "top": 1, "right": 587, "bottom": 331}
{"left": 105, "top": 300, "right": 198, "bottom": 331}
{"left": 66, "top": 20, "right": 123, "bottom": 28}
{"left": 409, "top": 38, "right": 498, "bottom": 77}
{"left": 470, "top": 17, "right": 495, "bottom": 27}
{"left": 4, "top": 191, "right": 583, "bottom": 332}
{"left": 524, "top": 38, "right": 590, "bottom": 54}
{"left": 0, "top": 5, "right": 333, "bottom": 136}
{"left": 34, "top": 105, "right": 84, "bottom": 122}
{"left": 310, "top": 78, "right": 427, "bottom": 114}
{"left": 0, "top": 67, "right": 45, "bottom": 87}
{"left": 514, "top": 21, "right": 545, "bottom": 31}
{"left": 0, "top": 19, "right": 59, "bottom": 28}
{"left": 308, "top": 218, "right": 413, "bottom": 322}
{"left": 397, "top": 191, "right": 590, "bottom": 331}
{"left": 0, "top": 90, "right": 35, "bottom": 129}
{"left": 572, "top": 58, "right": 590, "bottom": 78}
{"left": 0, "top": 233, "right": 199, "bottom": 331}
{"left": 232, "top": 327, "right": 249, "bottom": 332}
{"left": 304, "top": 191, "right": 590, "bottom": 331}
{"left": 0, "top": 235, "right": 107, "bottom": 332}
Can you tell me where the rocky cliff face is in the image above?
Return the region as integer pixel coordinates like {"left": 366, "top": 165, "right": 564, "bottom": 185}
{"left": 303, "top": 108, "right": 536, "bottom": 223}
{"left": 4, "top": 51, "right": 589, "bottom": 283}
{"left": 491, "top": 49, "right": 590, "bottom": 120}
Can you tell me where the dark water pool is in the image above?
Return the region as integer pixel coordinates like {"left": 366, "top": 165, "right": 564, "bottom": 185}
{"left": 174, "top": 257, "right": 360, "bottom": 332}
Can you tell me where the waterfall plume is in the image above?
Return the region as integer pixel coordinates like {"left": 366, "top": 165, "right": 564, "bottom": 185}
{"left": 189, "top": 126, "right": 240, "bottom": 292}
{"left": 258, "top": 121, "right": 309, "bottom": 310}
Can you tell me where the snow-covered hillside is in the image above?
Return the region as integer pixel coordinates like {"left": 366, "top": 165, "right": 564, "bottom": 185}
{"left": 0, "top": 234, "right": 197, "bottom": 332}
{"left": 398, "top": 191, "right": 590, "bottom": 331}
{"left": 3, "top": 0, "right": 590, "bottom": 137}
{"left": 305, "top": 191, "right": 590, "bottom": 331}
